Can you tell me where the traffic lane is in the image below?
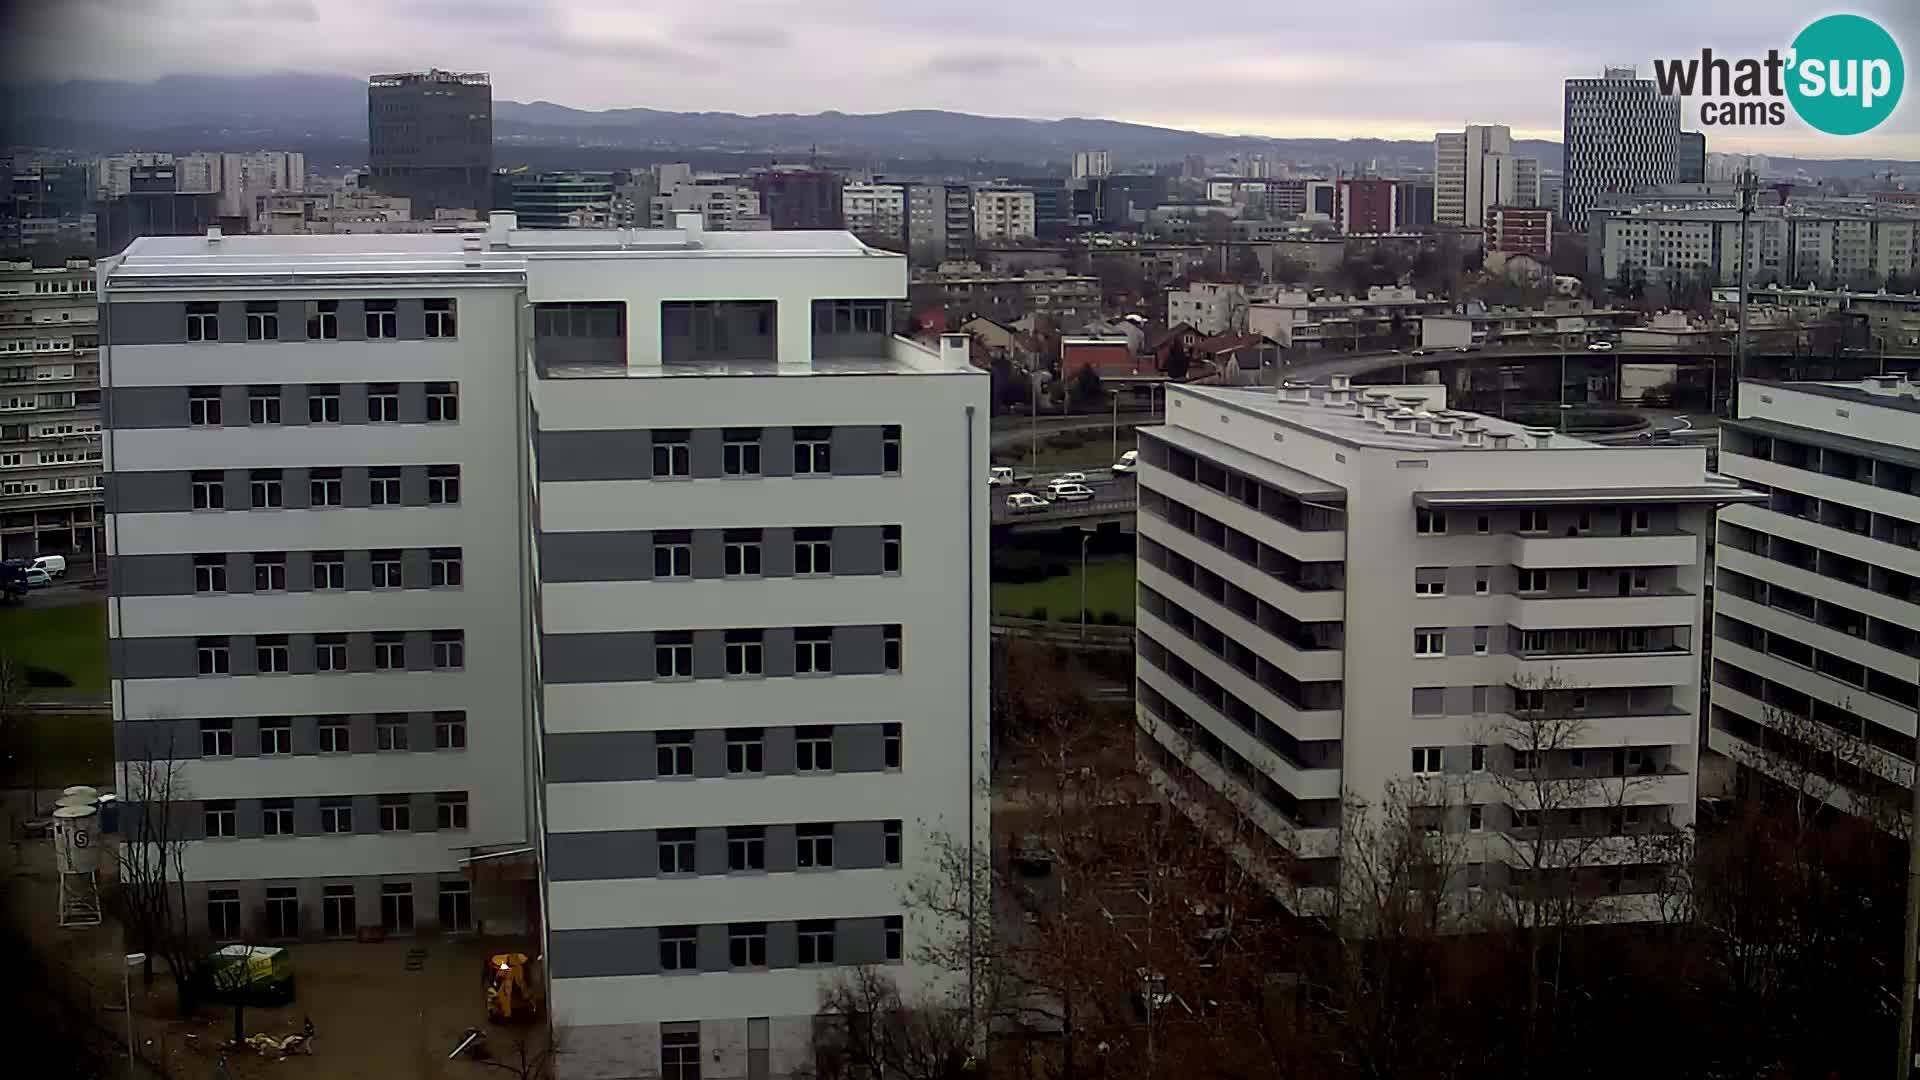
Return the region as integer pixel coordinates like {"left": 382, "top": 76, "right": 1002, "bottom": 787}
{"left": 8, "top": 578, "right": 106, "bottom": 609}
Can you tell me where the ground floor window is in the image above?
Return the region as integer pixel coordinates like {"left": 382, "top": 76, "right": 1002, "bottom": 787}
{"left": 322, "top": 885, "right": 356, "bottom": 938}
{"left": 380, "top": 882, "right": 414, "bottom": 934}
{"left": 206, "top": 888, "right": 241, "bottom": 940}
{"left": 438, "top": 881, "right": 472, "bottom": 933}
{"left": 662, "top": 1023, "right": 701, "bottom": 1080}
{"left": 264, "top": 886, "right": 298, "bottom": 938}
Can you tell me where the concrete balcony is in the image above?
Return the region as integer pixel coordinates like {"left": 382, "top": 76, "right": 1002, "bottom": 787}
{"left": 1139, "top": 610, "right": 1343, "bottom": 742}
{"left": 1510, "top": 531, "right": 1699, "bottom": 569}
{"left": 1508, "top": 592, "right": 1700, "bottom": 629}
{"left": 1139, "top": 465, "right": 1344, "bottom": 564}
{"left": 1510, "top": 649, "right": 1697, "bottom": 690}
{"left": 1138, "top": 664, "right": 1342, "bottom": 801}
{"left": 1138, "top": 514, "right": 1344, "bottom": 623}
{"left": 1138, "top": 561, "right": 1343, "bottom": 683}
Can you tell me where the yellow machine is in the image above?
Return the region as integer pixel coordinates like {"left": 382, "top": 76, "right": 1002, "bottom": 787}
{"left": 485, "top": 952, "right": 542, "bottom": 1024}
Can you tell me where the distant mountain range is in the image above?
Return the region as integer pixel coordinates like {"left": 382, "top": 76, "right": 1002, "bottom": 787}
{"left": 5, "top": 73, "right": 1916, "bottom": 179}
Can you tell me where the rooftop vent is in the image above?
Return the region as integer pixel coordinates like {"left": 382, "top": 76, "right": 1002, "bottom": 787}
{"left": 1432, "top": 417, "right": 1458, "bottom": 438}
{"left": 1871, "top": 374, "right": 1900, "bottom": 388}
{"left": 1522, "top": 426, "right": 1554, "bottom": 449}
{"left": 675, "top": 211, "right": 705, "bottom": 236}
{"left": 1463, "top": 427, "right": 1486, "bottom": 447}
{"left": 1329, "top": 373, "right": 1352, "bottom": 392}
{"left": 1390, "top": 409, "right": 1415, "bottom": 432}
{"left": 1489, "top": 431, "right": 1514, "bottom": 449}
{"left": 1280, "top": 381, "right": 1312, "bottom": 403}
{"left": 205, "top": 225, "right": 222, "bottom": 243}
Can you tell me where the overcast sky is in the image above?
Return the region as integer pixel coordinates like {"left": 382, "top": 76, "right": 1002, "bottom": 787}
{"left": 7, "top": 0, "right": 1919, "bottom": 158}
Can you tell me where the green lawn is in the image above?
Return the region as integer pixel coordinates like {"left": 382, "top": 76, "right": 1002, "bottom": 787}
{"left": 2, "top": 713, "right": 112, "bottom": 788}
{"left": 993, "top": 556, "right": 1136, "bottom": 624}
{"left": 995, "top": 428, "right": 1139, "bottom": 472}
{"left": 0, "top": 598, "right": 109, "bottom": 693}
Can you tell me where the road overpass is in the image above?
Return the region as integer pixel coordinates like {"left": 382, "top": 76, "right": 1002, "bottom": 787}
{"left": 992, "top": 494, "right": 1139, "bottom": 533}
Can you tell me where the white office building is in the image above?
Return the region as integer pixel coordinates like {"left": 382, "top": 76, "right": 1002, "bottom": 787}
{"left": 1134, "top": 378, "right": 1755, "bottom": 915}
{"left": 101, "top": 214, "right": 990, "bottom": 1079}
{"left": 1562, "top": 68, "right": 1681, "bottom": 232}
{"left": 1074, "top": 150, "right": 1112, "bottom": 180}
{"left": 972, "top": 188, "right": 1036, "bottom": 243}
{"left": 1434, "top": 125, "right": 1539, "bottom": 229}
{"left": 1710, "top": 377, "right": 1920, "bottom": 819}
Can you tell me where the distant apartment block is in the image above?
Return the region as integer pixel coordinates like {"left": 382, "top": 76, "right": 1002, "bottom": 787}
{"left": 1597, "top": 204, "right": 1919, "bottom": 287}
{"left": 1710, "top": 377, "right": 1920, "bottom": 819}
{"left": 1, "top": 258, "right": 101, "bottom": 562}
{"left": 649, "top": 178, "right": 767, "bottom": 232}
{"left": 1136, "top": 378, "right": 1757, "bottom": 915}
{"left": 972, "top": 188, "right": 1037, "bottom": 243}
{"left": 174, "top": 151, "right": 307, "bottom": 221}
{"left": 752, "top": 168, "right": 845, "bottom": 230}
{"left": 913, "top": 264, "right": 1100, "bottom": 324}
{"left": 1247, "top": 286, "right": 1449, "bottom": 350}
{"left": 101, "top": 213, "right": 988, "bottom": 1079}
{"left": 1073, "top": 150, "right": 1112, "bottom": 180}
{"left": 1434, "top": 125, "right": 1539, "bottom": 229}
{"left": 367, "top": 70, "right": 493, "bottom": 218}
{"left": 842, "top": 183, "right": 907, "bottom": 248}
{"left": 1487, "top": 206, "right": 1554, "bottom": 260}
{"left": 1335, "top": 178, "right": 1399, "bottom": 235}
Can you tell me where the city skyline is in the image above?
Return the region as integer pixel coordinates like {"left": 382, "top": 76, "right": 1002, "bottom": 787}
{"left": 4, "top": 0, "right": 1915, "bottom": 160}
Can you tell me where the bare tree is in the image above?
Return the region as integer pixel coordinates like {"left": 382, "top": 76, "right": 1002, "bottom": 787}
{"left": 115, "top": 725, "right": 210, "bottom": 1014}
{"left": 804, "top": 967, "right": 977, "bottom": 1080}
{"left": 474, "top": 1026, "right": 564, "bottom": 1080}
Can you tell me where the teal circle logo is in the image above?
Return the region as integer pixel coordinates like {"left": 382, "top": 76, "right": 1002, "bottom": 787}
{"left": 1787, "top": 14, "right": 1904, "bottom": 135}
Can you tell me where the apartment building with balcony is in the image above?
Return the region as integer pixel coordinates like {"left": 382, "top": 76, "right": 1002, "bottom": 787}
{"left": 1709, "top": 377, "right": 1920, "bottom": 819}
{"left": 2, "top": 258, "right": 103, "bottom": 562}
{"left": 1134, "top": 377, "right": 1757, "bottom": 915}
{"left": 102, "top": 213, "right": 989, "bottom": 1079}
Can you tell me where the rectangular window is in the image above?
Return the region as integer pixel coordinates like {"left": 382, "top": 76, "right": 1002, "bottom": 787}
{"left": 657, "top": 830, "right": 695, "bottom": 874}
{"left": 321, "top": 884, "right": 355, "bottom": 937}
{"left": 1519, "top": 569, "right": 1549, "bottom": 594}
{"left": 1630, "top": 570, "right": 1650, "bottom": 593}
{"left": 725, "top": 630, "right": 764, "bottom": 677}
{"left": 430, "top": 548, "right": 462, "bottom": 587}
{"left": 883, "top": 525, "right": 901, "bottom": 574}
{"left": 191, "top": 471, "right": 224, "bottom": 509}
{"left": 252, "top": 552, "right": 286, "bottom": 592}
{"left": 432, "top": 630, "right": 465, "bottom": 670}
{"left": 306, "top": 301, "right": 339, "bottom": 340}
{"left": 1476, "top": 515, "right": 1491, "bottom": 534}
{"left": 654, "top": 632, "right": 693, "bottom": 679}
{"left": 1416, "top": 508, "right": 1446, "bottom": 535}
{"left": 651, "top": 430, "right": 691, "bottom": 477}
{"left": 262, "top": 799, "right": 294, "bottom": 836}
{"left": 424, "top": 298, "right": 457, "bottom": 338}
{"left": 1414, "top": 629, "right": 1444, "bottom": 657}
{"left": 883, "top": 723, "right": 902, "bottom": 769}
{"left": 794, "top": 528, "right": 833, "bottom": 575}
{"left": 427, "top": 465, "right": 460, "bottom": 504}
{"left": 193, "top": 554, "right": 227, "bottom": 593}
{"left": 200, "top": 718, "right": 233, "bottom": 757}
{"left": 882, "top": 424, "right": 901, "bottom": 474}
{"left": 318, "top": 716, "right": 349, "bottom": 752}
{"left": 365, "top": 300, "right": 398, "bottom": 339}
{"left": 884, "top": 820, "right": 903, "bottom": 865}
{"left": 797, "top": 920, "right": 836, "bottom": 965}
{"left": 1469, "top": 805, "right": 1484, "bottom": 832}
{"left": 438, "top": 880, "right": 472, "bottom": 932}
{"left": 246, "top": 302, "right": 279, "bottom": 342}
{"left": 308, "top": 467, "right": 342, "bottom": 506}
{"left": 885, "top": 915, "right": 904, "bottom": 961}
{"left": 729, "top": 923, "right": 768, "bottom": 968}
{"left": 1471, "top": 743, "right": 1486, "bottom": 771}
{"left": 816, "top": 299, "right": 890, "bottom": 335}
{"left": 1475, "top": 567, "right": 1490, "bottom": 595}
{"left": 426, "top": 381, "right": 458, "bottom": 422}
{"left": 1414, "top": 576, "right": 1444, "bottom": 597}
{"left": 248, "top": 470, "right": 283, "bottom": 509}
{"left": 1575, "top": 569, "right": 1591, "bottom": 592}
{"left": 653, "top": 532, "right": 691, "bottom": 579}
{"left": 656, "top": 732, "right": 694, "bottom": 777}
{"left": 189, "top": 387, "right": 222, "bottom": 426}
{"left": 265, "top": 886, "right": 298, "bottom": 938}
{"left": 1473, "top": 626, "right": 1490, "bottom": 656}
{"left": 369, "top": 467, "right": 401, "bottom": 505}
{"left": 797, "top": 823, "right": 835, "bottom": 868}
{"left": 435, "top": 792, "right": 469, "bottom": 830}
{"left": 312, "top": 551, "right": 345, "bottom": 590}
{"left": 726, "top": 729, "right": 764, "bottom": 775}
{"left": 373, "top": 634, "right": 405, "bottom": 671}
{"left": 247, "top": 387, "right": 281, "bottom": 424}
{"left": 662, "top": 1029, "right": 700, "bottom": 1080}
{"left": 795, "top": 627, "right": 833, "bottom": 674}
{"left": 794, "top": 427, "right": 832, "bottom": 474}
{"left": 1629, "top": 509, "right": 1651, "bottom": 534}
{"left": 378, "top": 795, "right": 410, "bottom": 832}
{"left": 1411, "top": 746, "right": 1443, "bottom": 774}
{"left": 723, "top": 530, "right": 762, "bottom": 576}
{"left": 307, "top": 385, "right": 340, "bottom": 423}
{"left": 434, "top": 712, "right": 467, "bottom": 750}
{"left": 884, "top": 624, "right": 902, "bottom": 673}
{"left": 1520, "top": 509, "right": 1549, "bottom": 533}
{"left": 207, "top": 889, "right": 241, "bottom": 939}
{"left": 320, "top": 800, "right": 352, "bottom": 834}
{"left": 367, "top": 383, "right": 400, "bottom": 422}
{"left": 722, "top": 429, "right": 761, "bottom": 476}
{"left": 1513, "top": 750, "right": 1541, "bottom": 773}
{"left": 727, "top": 826, "right": 766, "bottom": 871}
{"left": 371, "top": 550, "right": 402, "bottom": 588}
{"left": 186, "top": 302, "right": 219, "bottom": 342}
{"left": 380, "top": 882, "right": 414, "bottom": 933}
{"left": 796, "top": 726, "right": 834, "bottom": 772}
{"left": 258, "top": 716, "right": 292, "bottom": 754}
{"left": 204, "top": 800, "right": 236, "bottom": 838}
{"left": 196, "top": 636, "right": 230, "bottom": 675}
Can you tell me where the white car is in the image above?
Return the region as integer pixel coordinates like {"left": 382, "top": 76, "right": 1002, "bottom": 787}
{"left": 1005, "top": 492, "right": 1048, "bottom": 514}
{"left": 1052, "top": 471, "right": 1087, "bottom": 484}
{"left": 1046, "top": 482, "right": 1097, "bottom": 503}
{"left": 1587, "top": 341, "right": 1613, "bottom": 351}
{"left": 988, "top": 466, "right": 1016, "bottom": 487}
{"left": 1110, "top": 450, "right": 1138, "bottom": 474}
{"left": 24, "top": 567, "right": 51, "bottom": 588}
{"left": 31, "top": 554, "right": 65, "bottom": 578}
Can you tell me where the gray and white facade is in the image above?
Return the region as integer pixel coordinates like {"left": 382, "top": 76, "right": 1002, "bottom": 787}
{"left": 1135, "top": 379, "right": 1755, "bottom": 914}
{"left": 102, "top": 215, "right": 990, "bottom": 1079}
{"left": 1562, "top": 67, "right": 1681, "bottom": 232}
{"left": 2, "top": 258, "right": 104, "bottom": 562}
{"left": 1710, "top": 377, "right": 1920, "bottom": 818}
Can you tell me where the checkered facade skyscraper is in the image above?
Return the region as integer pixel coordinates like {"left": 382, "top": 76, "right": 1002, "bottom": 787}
{"left": 1562, "top": 68, "right": 1681, "bottom": 232}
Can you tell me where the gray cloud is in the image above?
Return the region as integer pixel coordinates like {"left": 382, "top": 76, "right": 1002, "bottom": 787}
{"left": 683, "top": 25, "right": 790, "bottom": 48}
{"left": 925, "top": 51, "right": 1049, "bottom": 77}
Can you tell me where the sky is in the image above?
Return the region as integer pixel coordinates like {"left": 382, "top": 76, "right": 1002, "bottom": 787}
{"left": 5, "top": 0, "right": 1920, "bottom": 158}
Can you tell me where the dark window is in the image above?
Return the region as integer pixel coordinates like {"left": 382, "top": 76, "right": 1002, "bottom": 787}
{"left": 248, "top": 469, "right": 283, "bottom": 508}
{"left": 247, "top": 386, "right": 281, "bottom": 423}
{"left": 207, "top": 888, "right": 240, "bottom": 938}
{"left": 723, "top": 429, "right": 762, "bottom": 476}
{"left": 797, "top": 823, "right": 835, "bottom": 868}
{"left": 885, "top": 915, "right": 903, "bottom": 960}
{"left": 656, "top": 732, "right": 694, "bottom": 777}
{"left": 312, "top": 551, "right": 345, "bottom": 590}
{"left": 797, "top": 919, "right": 836, "bottom": 965}
{"left": 724, "top": 529, "right": 762, "bottom": 576}
{"left": 883, "top": 723, "right": 902, "bottom": 768}
{"left": 795, "top": 627, "right": 833, "bottom": 674}
{"left": 729, "top": 923, "right": 768, "bottom": 968}
{"left": 725, "top": 629, "right": 764, "bottom": 676}
{"left": 245, "top": 302, "right": 279, "bottom": 342}
{"left": 378, "top": 795, "right": 410, "bottom": 831}
{"left": 306, "top": 300, "right": 339, "bottom": 340}
{"left": 367, "top": 383, "right": 400, "bottom": 422}
{"left": 662, "top": 1028, "right": 700, "bottom": 1080}
{"left": 427, "top": 465, "right": 460, "bottom": 504}
{"left": 434, "top": 711, "right": 467, "bottom": 749}
{"left": 193, "top": 553, "right": 226, "bottom": 593}
{"left": 426, "top": 381, "right": 459, "bottom": 421}
{"left": 316, "top": 634, "right": 347, "bottom": 671}
{"left": 794, "top": 427, "right": 832, "bottom": 474}
{"left": 318, "top": 716, "right": 350, "bottom": 752}
{"left": 369, "top": 466, "right": 401, "bottom": 505}
{"left": 884, "top": 820, "right": 902, "bottom": 865}
{"left": 727, "top": 825, "right": 766, "bottom": 871}
{"left": 307, "top": 384, "right": 340, "bottom": 423}
{"left": 657, "top": 830, "right": 695, "bottom": 874}
{"left": 309, "top": 467, "right": 343, "bottom": 506}
{"left": 191, "top": 471, "right": 224, "bottom": 509}
{"left": 258, "top": 716, "right": 292, "bottom": 753}
{"left": 252, "top": 552, "right": 286, "bottom": 592}
{"left": 203, "top": 800, "right": 236, "bottom": 838}
{"left": 365, "top": 299, "right": 398, "bottom": 338}
{"left": 186, "top": 302, "right": 219, "bottom": 342}
{"left": 262, "top": 799, "right": 294, "bottom": 836}
{"left": 884, "top": 624, "right": 902, "bottom": 672}
{"left": 794, "top": 528, "right": 833, "bottom": 575}
{"left": 424, "top": 299, "right": 457, "bottom": 338}
{"left": 727, "top": 729, "right": 764, "bottom": 775}
{"left": 652, "top": 431, "right": 691, "bottom": 478}
{"left": 188, "top": 387, "right": 221, "bottom": 425}
{"left": 196, "top": 636, "right": 230, "bottom": 675}
{"left": 883, "top": 526, "right": 901, "bottom": 573}
{"left": 431, "top": 548, "right": 463, "bottom": 587}
{"left": 882, "top": 425, "right": 901, "bottom": 474}
{"left": 199, "top": 718, "right": 233, "bottom": 757}
{"left": 435, "top": 792, "right": 469, "bottom": 830}
{"left": 653, "top": 531, "right": 691, "bottom": 578}
{"left": 654, "top": 632, "right": 693, "bottom": 678}
{"left": 796, "top": 726, "right": 833, "bottom": 772}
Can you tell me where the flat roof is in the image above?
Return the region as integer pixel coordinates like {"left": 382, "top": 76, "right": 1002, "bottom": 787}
{"left": 1747, "top": 377, "right": 1920, "bottom": 416}
{"left": 1414, "top": 485, "right": 1764, "bottom": 508}
{"left": 1724, "top": 415, "right": 1920, "bottom": 470}
{"left": 1143, "top": 425, "right": 1346, "bottom": 502}
{"left": 1179, "top": 383, "right": 1594, "bottom": 453}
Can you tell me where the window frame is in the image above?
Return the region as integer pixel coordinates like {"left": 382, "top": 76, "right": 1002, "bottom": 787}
{"left": 434, "top": 712, "right": 467, "bottom": 750}
{"left": 365, "top": 299, "right": 398, "bottom": 339}
{"left": 797, "top": 920, "right": 836, "bottom": 965}
{"left": 727, "top": 826, "right": 767, "bottom": 872}
{"left": 373, "top": 633, "right": 405, "bottom": 671}
{"left": 657, "top": 831, "right": 695, "bottom": 875}
{"left": 378, "top": 796, "right": 411, "bottom": 832}
{"left": 726, "top": 729, "right": 764, "bottom": 776}
{"left": 312, "top": 552, "right": 346, "bottom": 590}
{"left": 651, "top": 431, "right": 692, "bottom": 478}
{"left": 796, "top": 823, "right": 835, "bottom": 869}
{"left": 427, "top": 465, "right": 460, "bottom": 505}
{"left": 793, "top": 429, "right": 833, "bottom": 474}
{"left": 432, "top": 630, "right": 465, "bottom": 670}
{"left": 729, "top": 923, "right": 768, "bottom": 969}
{"left": 795, "top": 727, "right": 834, "bottom": 773}
{"left": 200, "top": 718, "right": 234, "bottom": 757}
{"left": 247, "top": 388, "right": 281, "bottom": 424}
{"left": 794, "top": 627, "right": 833, "bottom": 674}
{"left": 654, "top": 634, "right": 693, "bottom": 679}
{"left": 725, "top": 631, "right": 765, "bottom": 677}
{"left": 367, "top": 383, "right": 400, "bottom": 422}
{"left": 655, "top": 732, "right": 694, "bottom": 778}
{"left": 425, "top": 381, "right": 458, "bottom": 422}
{"left": 318, "top": 716, "right": 350, "bottom": 752}
{"left": 722, "top": 430, "right": 762, "bottom": 477}
{"left": 653, "top": 535, "right": 692, "bottom": 579}
{"left": 430, "top": 548, "right": 463, "bottom": 588}
{"left": 1413, "top": 629, "right": 1444, "bottom": 657}
{"left": 1411, "top": 746, "right": 1443, "bottom": 775}
{"left": 793, "top": 528, "right": 833, "bottom": 576}
{"left": 424, "top": 298, "right": 457, "bottom": 339}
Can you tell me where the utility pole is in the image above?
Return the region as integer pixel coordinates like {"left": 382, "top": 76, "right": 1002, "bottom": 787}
{"left": 1734, "top": 165, "right": 1758, "bottom": 419}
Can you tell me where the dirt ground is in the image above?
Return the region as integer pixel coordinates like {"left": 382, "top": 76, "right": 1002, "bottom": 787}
{"left": 5, "top": 791, "right": 541, "bottom": 1079}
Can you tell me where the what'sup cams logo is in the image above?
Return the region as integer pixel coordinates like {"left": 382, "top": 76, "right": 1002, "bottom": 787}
{"left": 1654, "top": 13, "right": 1904, "bottom": 135}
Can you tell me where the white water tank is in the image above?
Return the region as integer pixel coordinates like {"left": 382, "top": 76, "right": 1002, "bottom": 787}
{"left": 52, "top": 804, "right": 99, "bottom": 873}
{"left": 62, "top": 785, "right": 98, "bottom": 801}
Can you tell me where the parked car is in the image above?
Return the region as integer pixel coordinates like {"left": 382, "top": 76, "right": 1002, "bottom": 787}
{"left": 1046, "top": 482, "right": 1097, "bottom": 503}
{"left": 988, "top": 466, "right": 1017, "bottom": 487}
{"left": 1110, "top": 450, "right": 1139, "bottom": 474}
{"left": 25, "top": 567, "right": 52, "bottom": 589}
{"left": 1409, "top": 348, "right": 1428, "bottom": 356}
{"left": 31, "top": 554, "right": 65, "bottom": 578}
{"left": 1052, "top": 471, "right": 1087, "bottom": 484}
{"left": 1587, "top": 341, "right": 1614, "bottom": 351}
{"left": 0, "top": 562, "right": 27, "bottom": 602}
{"left": 1005, "top": 492, "right": 1048, "bottom": 514}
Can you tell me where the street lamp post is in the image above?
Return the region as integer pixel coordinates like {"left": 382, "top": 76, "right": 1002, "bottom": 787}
{"left": 123, "top": 951, "right": 145, "bottom": 1080}
{"left": 1111, "top": 390, "right": 1120, "bottom": 463}
{"left": 1079, "top": 532, "right": 1091, "bottom": 644}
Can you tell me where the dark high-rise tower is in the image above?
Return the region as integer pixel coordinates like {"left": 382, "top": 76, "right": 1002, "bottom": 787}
{"left": 367, "top": 70, "right": 493, "bottom": 219}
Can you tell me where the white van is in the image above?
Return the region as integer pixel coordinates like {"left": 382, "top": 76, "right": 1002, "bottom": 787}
{"left": 1005, "top": 492, "right": 1047, "bottom": 514}
{"left": 31, "top": 555, "right": 66, "bottom": 578}
{"left": 1111, "top": 450, "right": 1139, "bottom": 474}
{"left": 988, "top": 466, "right": 1016, "bottom": 487}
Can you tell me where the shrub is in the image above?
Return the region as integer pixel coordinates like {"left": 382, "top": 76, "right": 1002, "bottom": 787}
{"left": 1028, "top": 606, "right": 1049, "bottom": 622}
{"left": 1099, "top": 611, "right": 1123, "bottom": 626}
{"left": 24, "top": 666, "right": 71, "bottom": 688}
